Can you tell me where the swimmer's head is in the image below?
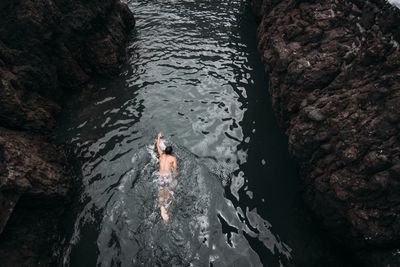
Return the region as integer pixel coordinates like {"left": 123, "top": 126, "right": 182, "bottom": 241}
{"left": 164, "top": 146, "right": 173, "bottom": 155}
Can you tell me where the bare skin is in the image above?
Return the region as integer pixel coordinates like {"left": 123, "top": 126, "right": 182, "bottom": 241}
{"left": 156, "top": 132, "right": 177, "bottom": 223}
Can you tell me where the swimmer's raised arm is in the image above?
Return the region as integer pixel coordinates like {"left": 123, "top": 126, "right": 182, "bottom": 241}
{"left": 156, "top": 132, "right": 163, "bottom": 156}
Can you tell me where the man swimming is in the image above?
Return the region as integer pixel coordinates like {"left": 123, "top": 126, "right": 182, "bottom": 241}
{"left": 156, "top": 132, "right": 177, "bottom": 223}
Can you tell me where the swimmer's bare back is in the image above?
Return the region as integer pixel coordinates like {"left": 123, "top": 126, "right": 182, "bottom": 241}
{"left": 156, "top": 132, "right": 177, "bottom": 176}
{"left": 156, "top": 132, "right": 178, "bottom": 223}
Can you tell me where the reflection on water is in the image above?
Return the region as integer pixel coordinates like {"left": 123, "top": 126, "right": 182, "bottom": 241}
{"left": 58, "top": 0, "right": 341, "bottom": 266}
{"left": 70, "top": 142, "right": 290, "bottom": 266}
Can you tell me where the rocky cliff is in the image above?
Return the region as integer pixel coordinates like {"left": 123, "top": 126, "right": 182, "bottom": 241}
{"left": 251, "top": 0, "right": 400, "bottom": 265}
{"left": 0, "top": 0, "right": 134, "bottom": 265}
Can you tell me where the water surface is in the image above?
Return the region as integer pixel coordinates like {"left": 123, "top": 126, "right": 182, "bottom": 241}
{"left": 59, "top": 0, "right": 344, "bottom": 266}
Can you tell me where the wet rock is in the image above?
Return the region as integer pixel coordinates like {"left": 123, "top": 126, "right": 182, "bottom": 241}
{"left": 252, "top": 0, "right": 400, "bottom": 265}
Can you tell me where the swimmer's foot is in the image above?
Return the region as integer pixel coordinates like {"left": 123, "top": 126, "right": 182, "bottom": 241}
{"left": 161, "top": 206, "right": 169, "bottom": 223}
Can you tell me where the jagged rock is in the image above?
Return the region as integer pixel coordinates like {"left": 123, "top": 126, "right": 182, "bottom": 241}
{"left": 252, "top": 0, "right": 400, "bottom": 265}
{"left": 0, "top": 128, "right": 68, "bottom": 198}
{"left": 305, "top": 107, "right": 325, "bottom": 122}
{"left": 0, "top": 0, "right": 135, "bottom": 131}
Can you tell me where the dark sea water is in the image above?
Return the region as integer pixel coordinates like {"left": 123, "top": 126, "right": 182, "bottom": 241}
{"left": 58, "top": 0, "right": 347, "bottom": 266}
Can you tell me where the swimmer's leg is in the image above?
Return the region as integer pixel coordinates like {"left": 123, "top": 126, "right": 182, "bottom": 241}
{"left": 158, "top": 188, "right": 171, "bottom": 223}
{"left": 160, "top": 206, "right": 169, "bottom": 223}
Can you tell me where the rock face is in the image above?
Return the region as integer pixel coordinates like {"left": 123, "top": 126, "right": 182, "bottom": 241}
{"left": 0, "top": 0, "right": 134, "bottom": 132}
{"left": 0, "top": 0, "right": 134, "bottom": 265}
{"left": 252, "top": 0, "right": 400, "bottom": 265}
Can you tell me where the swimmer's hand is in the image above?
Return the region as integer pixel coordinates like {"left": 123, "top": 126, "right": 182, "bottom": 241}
{"left": 156, "top": 132, "right": 164, "bottom": 156}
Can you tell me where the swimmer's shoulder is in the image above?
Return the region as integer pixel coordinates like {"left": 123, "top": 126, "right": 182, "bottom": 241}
{"left": 169, "top": 155, "right": 177, "bottom": 160}
{"left": 166, "top": 155, "right": 176, "bottom": 162}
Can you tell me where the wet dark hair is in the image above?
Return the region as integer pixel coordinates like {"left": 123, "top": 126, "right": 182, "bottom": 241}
{"left": 164, "top": 146, "right": 173, "bottom": 155}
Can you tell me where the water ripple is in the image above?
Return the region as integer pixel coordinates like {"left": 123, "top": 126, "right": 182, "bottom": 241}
{"left": 57, "top": 0, "right": 318, "bottom": 266}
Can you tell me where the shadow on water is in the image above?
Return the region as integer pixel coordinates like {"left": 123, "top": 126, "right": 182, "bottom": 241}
{"left": 57, "top": 0, "right": 353, "bottom": 266}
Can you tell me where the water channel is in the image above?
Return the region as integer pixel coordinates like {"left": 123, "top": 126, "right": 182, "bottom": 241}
{"left": 58, "top": 0, "right": 346, "bottom": 266}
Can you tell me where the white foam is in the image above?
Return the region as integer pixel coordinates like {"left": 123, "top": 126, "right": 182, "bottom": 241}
{"left": 160, "top": 139, "right": 166, "bottom": 150}
{"left": 388, "top": 0, "right": 400, "bottom": 8}
{"left": 230, "top": 171, "right": 245, "bottom": 201}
